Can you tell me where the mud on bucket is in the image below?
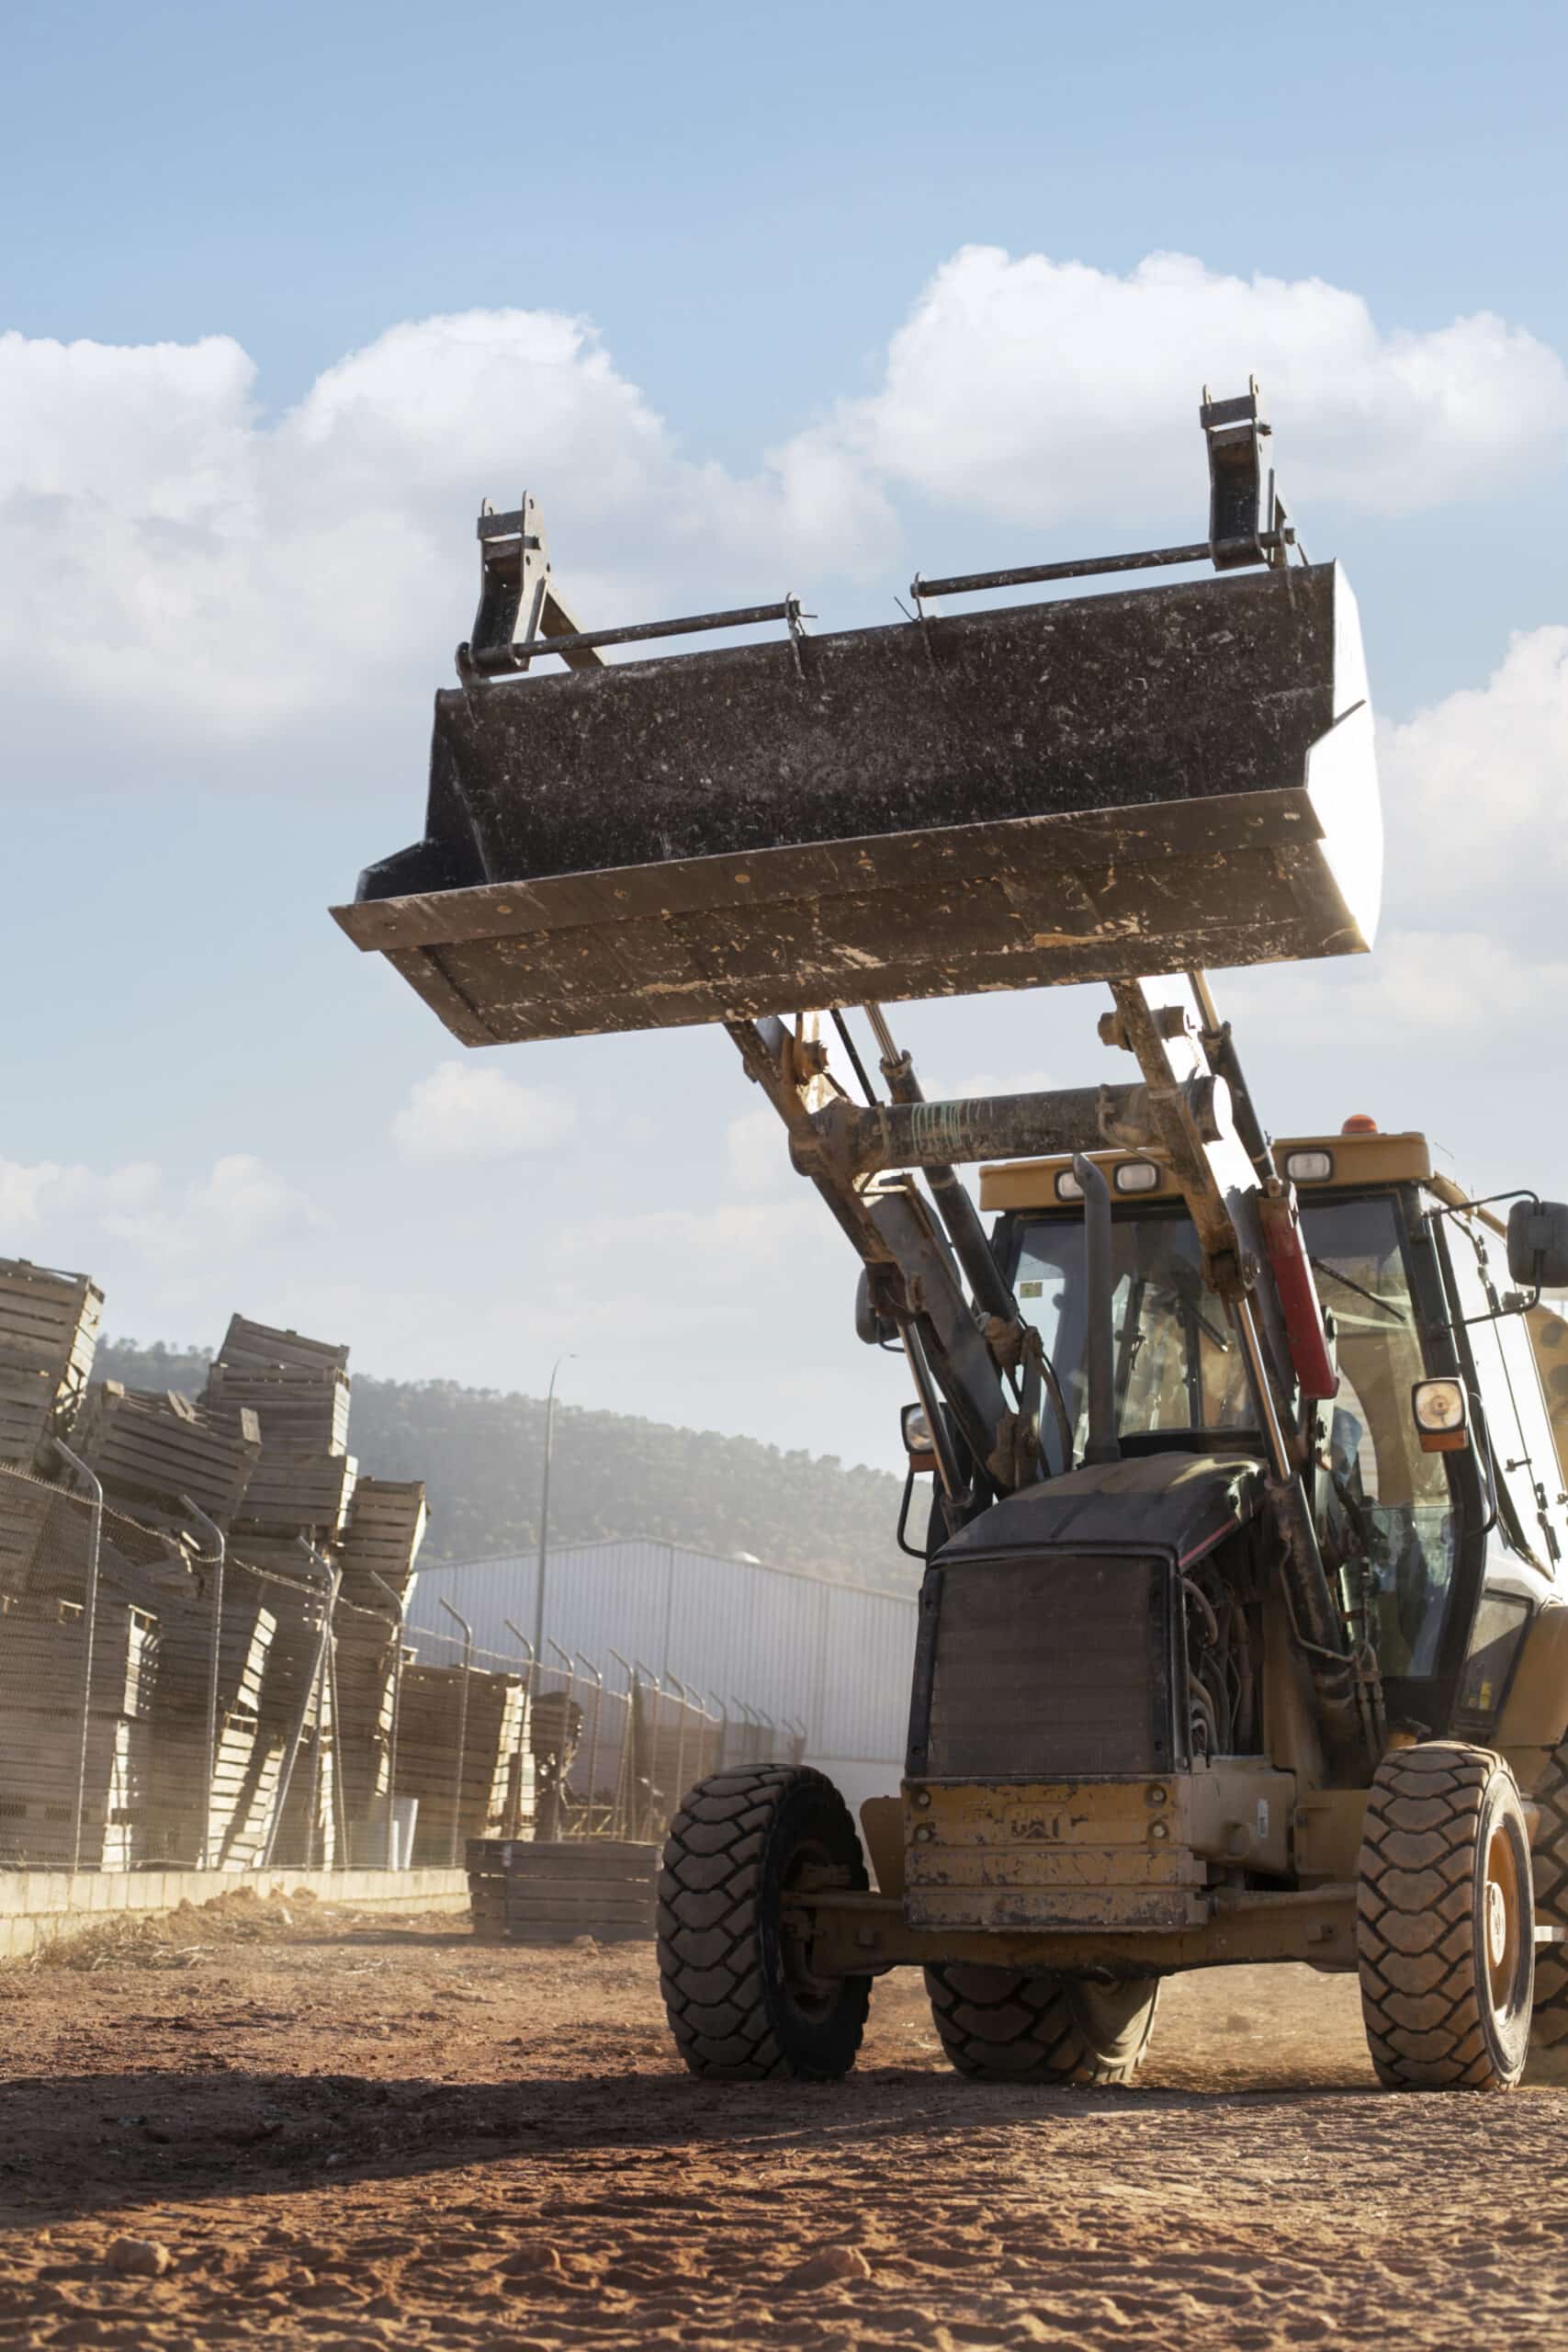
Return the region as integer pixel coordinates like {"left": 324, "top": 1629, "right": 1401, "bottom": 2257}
{"left": 333, "top": 560, "right": 1380, "bottom": 1046}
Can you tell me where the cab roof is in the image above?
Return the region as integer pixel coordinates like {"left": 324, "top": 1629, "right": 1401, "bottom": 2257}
{"left": 978, "top": 1130, "right": 1433, "bottom": 1214}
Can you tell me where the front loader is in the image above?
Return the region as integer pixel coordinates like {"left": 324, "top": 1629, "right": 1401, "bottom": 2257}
{"left": 336, "top": 385, "right": 1568, "bottom": 2092}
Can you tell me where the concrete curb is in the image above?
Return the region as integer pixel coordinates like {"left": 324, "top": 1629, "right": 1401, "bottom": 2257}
{"left": 0, "top": 1865, "right": 470, "bottom": 1959}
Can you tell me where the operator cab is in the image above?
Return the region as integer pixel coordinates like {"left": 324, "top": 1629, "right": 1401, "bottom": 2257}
{"left": 980, "top": 1125, "right": 1568, "bottom": 1747}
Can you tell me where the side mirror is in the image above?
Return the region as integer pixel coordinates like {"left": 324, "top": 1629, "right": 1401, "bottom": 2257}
{"left": 1507, "top": 1200, "right": 1568, "bottom": 1294}
{"left": 855, "top": 1268, "right": 900, "bottom": 1348}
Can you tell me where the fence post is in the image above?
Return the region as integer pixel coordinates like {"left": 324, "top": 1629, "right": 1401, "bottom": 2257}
{"left": 264, "top": 1543, "right": 338, "bottom": 1871}
{"left": 512, "top": 1618, "right": 543, "bottom": 1834}
{"left": 707, "top": 1691, "right": 729, "bottom": 1775}
{"left": 53, "top": 1440, "right": 103, "bottom": 1877}
{"left": 664, "top": 1669, "right": 694, "bottom": 1822}
{"left": 178, "top": 1493, "right": 226, "bottom": 1871}
{"left": 439, "top": 1597, "right": 474, "bottom": 1870}
{"left": 547, "top": 1640, "right": 578, "bottom": 1837}
{"left": 324, "top": 1629, "right": 349, "bottom": 1866}
{"left": 608, "top": 1649, "right": 640, "bottom": 1838}
{"left": 634, "top": 1659, "right": 665, "bottom": 1842}
{"left": 367, "top": 1571, "right": 406, "bottom": 1868}
{"left": 574, "top": 1652, "right": 604, "bottom": 1835}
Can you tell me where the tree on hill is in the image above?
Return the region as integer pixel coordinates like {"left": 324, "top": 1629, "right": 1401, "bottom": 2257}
{"left": 94, "top": 1340, "right": 918, "bottom": 1594}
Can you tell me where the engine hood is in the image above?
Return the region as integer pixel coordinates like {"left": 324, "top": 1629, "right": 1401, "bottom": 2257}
{"left": 936, "top": 1451, "right": 1268, "bottom": 1568}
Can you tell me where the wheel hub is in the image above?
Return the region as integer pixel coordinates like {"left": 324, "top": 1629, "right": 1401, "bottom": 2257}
{"left": 1486, "top": 1875, "right": 1510, "bottom": 1971}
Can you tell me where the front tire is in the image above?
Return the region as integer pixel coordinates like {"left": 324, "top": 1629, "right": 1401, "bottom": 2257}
{"left": 657, "top": 1766, "right": 872, "bottom": 2081}
{"left": 1525, "top": 1739, "right": 1568, "bottom": 2083}
{"left": 925, "top": 1962, "right": 1159, "bottom": 2086}
{"left": 1357, "top": 1741, "right": 1533, "bottom": 2091}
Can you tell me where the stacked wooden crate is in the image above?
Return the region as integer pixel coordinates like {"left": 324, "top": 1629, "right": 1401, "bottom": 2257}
{"left": 465, "top": 1838, "right": 660, "bottom": 1945}
{"left": 332, "top": 1478, "right": 426, "bottom": 1852}
{"left": 336, "top": 1478, "right": 425, "bottom": 1609}
{"left": 0, "top": 1592, "right": 157, "bottom": 1867}
{"left": 0, "top": 1259, "right": 103, "bottom": 1473}
{"left": 333, "top": 1606, "right": 400, "bottom": 1846}
{"left": 397, "top": 1664, "right": 525, "bottom": 1864}
{"left": 273, "top": 1653, "right": 340, "bottom": 1867}
{"left": 77, "top": 1384, "right": 261, "bottom": 1527}
{"left": 207, "top": 1317, "right": 357, "bottom": 1867}
{"left": 0, "top": 1280, "right": 448, "bottom": 1875}
{"left": 142, "top": 1587, "right": 281, "bottom": 1866}
{"left": 0, "top": 1474, "right": 75, "bottom": 1596}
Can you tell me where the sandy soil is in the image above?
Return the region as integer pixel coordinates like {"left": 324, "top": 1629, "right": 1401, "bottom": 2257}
{"left": 0, "top": 1890, "right": 1564, "bottom": 2349}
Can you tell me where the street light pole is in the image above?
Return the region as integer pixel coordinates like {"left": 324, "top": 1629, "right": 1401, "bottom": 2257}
{"left": 532, "top": 1352, "right": 576, "bottom": 1672}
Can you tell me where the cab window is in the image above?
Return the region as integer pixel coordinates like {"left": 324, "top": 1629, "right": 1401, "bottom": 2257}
{"left": 1011, "top": 1193, "right": 1459, "bottom": 1675}
{"left": 1439, "top": 1212, "right": 1565, "bottom": 1571}
{"left": 1304, "top": 1197, "right": 1457, "bottom": 1676}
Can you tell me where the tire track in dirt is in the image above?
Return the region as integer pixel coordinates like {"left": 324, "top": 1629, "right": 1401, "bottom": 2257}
{"left": 0, "top": 1901, "right": 1564, "bottom": 2348}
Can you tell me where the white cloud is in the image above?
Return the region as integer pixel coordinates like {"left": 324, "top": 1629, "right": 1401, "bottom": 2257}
{"left": 1380, "top": 625, "right": 1568, "bottom": 915}
{"left": 0, "top": 1151, "right": 312, "bottom": 1265}
{"left": 726, "top": 1102, "right": 790, "bottom": 1193}
{"left": 391, "top": 1060, "right": 576, "bottom": 1162}
{"left": 3, "top": 260, "right": 1561, "bottom": 784}
{"left": 784, "top": 245, "right": 1568, "bottom": 528}
{"left": 0, "top": 308, "right": 892, "bottom": 765}
{"left": 1226, "top": 926, "right": 1568, "bottom": 1056}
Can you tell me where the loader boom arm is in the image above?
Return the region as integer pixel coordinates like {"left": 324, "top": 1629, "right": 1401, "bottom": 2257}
{"left": 728, "top": 981, "right": 1373, "bottom": 1774}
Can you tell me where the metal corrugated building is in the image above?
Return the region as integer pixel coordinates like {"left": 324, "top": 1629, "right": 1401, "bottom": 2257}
{"left": 406, "top": 1540, "right": 916, "bottom": 1812}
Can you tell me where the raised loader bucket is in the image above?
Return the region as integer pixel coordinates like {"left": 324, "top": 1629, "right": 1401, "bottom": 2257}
{"left": 334, "top": 520, "right": 1379, "bottom": 1049}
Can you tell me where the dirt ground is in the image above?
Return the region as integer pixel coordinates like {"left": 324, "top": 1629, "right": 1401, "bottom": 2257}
{"left": 0, "top": 1891, "right": 1565, "bottom": 2350}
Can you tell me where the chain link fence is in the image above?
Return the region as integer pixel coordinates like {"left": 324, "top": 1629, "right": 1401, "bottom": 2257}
{"left": 0, "top": 1457, "right": 804, "bottom": 1875}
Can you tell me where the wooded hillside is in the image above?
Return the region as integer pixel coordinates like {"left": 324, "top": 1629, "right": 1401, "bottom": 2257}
{"left": 95, "top": 1340, "right": 917, "bottom": 1594}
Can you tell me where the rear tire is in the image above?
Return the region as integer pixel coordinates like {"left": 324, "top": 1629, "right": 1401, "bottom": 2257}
{"left": 1525, "top": 1741, "right": 1568, "bottom": 2084}
{"left": 925, "top": 1962, "right": 1159, "bottom": 2086}
{"left": 1357, "top": 1741, "right": 1533, "bottom": 2091}
{"left": 658, "top": 1766, "right": 871, "bottom": 2081}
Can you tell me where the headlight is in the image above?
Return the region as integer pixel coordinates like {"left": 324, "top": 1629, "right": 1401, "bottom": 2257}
{"left": 1113, "top": 1159, "right": 1161, "bottom": 1193}
{"left": 901, "top": 1403, "right": 934, "bottom": 1459}
{"left": 1283, "top": 1148, "right": 1334, "bottom": 1183}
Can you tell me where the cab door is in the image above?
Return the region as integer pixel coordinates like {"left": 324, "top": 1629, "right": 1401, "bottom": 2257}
{"left": 1435, "top": 1207, "right": 1563, "bottom": 1733}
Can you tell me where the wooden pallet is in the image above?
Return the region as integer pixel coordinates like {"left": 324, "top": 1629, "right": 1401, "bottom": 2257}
{"left": 465, "top": 1838, "right": 660, "bottom": 1944}
{"left": 77, "top": 1384, "right": 261, "bottom": 1520}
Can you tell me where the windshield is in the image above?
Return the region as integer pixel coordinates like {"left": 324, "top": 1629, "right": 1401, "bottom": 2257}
{"left": 1013, "top": 1193, "right": 1458, "bottom": 1675}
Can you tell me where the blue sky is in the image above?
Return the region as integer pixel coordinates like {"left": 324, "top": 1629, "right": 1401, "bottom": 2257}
{"left": 4, "top": 0, "right": 1567, "bottom": 1478}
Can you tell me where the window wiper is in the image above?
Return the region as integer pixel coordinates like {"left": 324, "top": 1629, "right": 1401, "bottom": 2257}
{"left": 1312, "top": 1259, "right": 1408, "bottom": 1326}
{"left": 1145, "top": 1272, "right": 1230, "bottom": 1353}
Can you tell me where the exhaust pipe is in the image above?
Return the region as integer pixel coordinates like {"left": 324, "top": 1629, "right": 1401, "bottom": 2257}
{"left": 1072, "top": 1155, "right": 1122, "bottom": 1467}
